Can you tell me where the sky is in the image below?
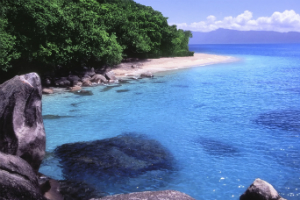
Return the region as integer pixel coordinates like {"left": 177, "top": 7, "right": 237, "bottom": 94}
{"left": 134, "top": 0, "right": 300, "bottom": 33}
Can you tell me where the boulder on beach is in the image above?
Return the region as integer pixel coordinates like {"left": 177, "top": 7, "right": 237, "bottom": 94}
{"left": 0, "top": 152, "right": 45, "bottom": 200}
{"left": 0, "top": 73, "right": 46, "bottom": 171}
{"left": 69, "top": 85, "right": 82, "bottom": 92}
{"left": 105, "top": 71, "right": 117, "bottom": 81}
{"left": 54, "top": 133, "right": 175, "bottom": 193}
{"left": 91, "top": 190, "right": 195, "bottom": 200}
{"left": 140, "top": 71, "right": 153, "bottom": 78}
{"left": 90, "top": 74, "right": 108, "bottom": 83}
{"left": 240, "top": 178, "right": 286, "bottom": 200}
{"left": 42, "top": 88, "right": 54, "bottom": 94}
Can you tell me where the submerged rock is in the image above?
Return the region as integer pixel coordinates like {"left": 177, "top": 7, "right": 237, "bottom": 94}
{"left": 240, "top": 179, "right": 286, "bottom": 200}
{"left": 0, "top": 152, "right": 45, "bottom": 200}
{"left": 116, "top": 89, "right": 130, "bottom": 93}
{"left": 0, "top": 73, "right": 46, "bottom": 171}
{"left": 55, "top": 133, "right": 174, "bottom": 178}
{"left": 54, "top": 133, "right": 175, "bottom": 194}
{"left": 42, "top": 115, "right": 75, "bottom": 120}
{"left": 92, "top": 190, "right": 195, "bottom": 200}
{"left": 255, "top": 110, "right": 300, "bottom": 132}
{"left": 72, "top": 90, "right": 93, "bottom": 96}
{"left": 197, "top": 137, "right": 239, "bottom": 157}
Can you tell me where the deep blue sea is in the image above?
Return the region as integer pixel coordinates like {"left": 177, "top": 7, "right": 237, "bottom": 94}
{"left": 40, "top": 44, "right": 300, "bottom": 200}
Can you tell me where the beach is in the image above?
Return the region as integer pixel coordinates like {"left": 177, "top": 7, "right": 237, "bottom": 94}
{"left": 112, "top": 53, "right": 236, "bottom": 78}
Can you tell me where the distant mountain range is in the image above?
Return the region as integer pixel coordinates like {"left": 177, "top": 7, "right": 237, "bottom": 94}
{"left": 189, "top": 29, "right": 300, "bottom": 44}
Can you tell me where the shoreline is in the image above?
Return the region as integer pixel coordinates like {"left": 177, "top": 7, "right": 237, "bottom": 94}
{"left": 111, "top": 53, "right": 238, "bottom": 79}
{"left": 41, "top": 53, "right": 238, "bottom": 95}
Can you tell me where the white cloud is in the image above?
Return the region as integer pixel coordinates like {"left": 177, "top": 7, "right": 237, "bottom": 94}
{"left": 171, "top": 10, "right": 300, "bottom": 32}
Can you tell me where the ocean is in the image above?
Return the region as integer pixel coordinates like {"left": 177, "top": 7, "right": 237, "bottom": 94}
{"left": 40, "top": 44, "right": 300, "bottom": 200}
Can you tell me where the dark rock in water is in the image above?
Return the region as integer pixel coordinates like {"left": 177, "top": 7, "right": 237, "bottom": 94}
{"left": 55, "top": 133, "right": 174, "bottom": 178}
{"left": 58, "top": 180, "right": 106, "bottom": 200}
{"left": 71, "top": 102, "right": 83, "bottom": 107}
{"left": 240, "top": 178, "right": 286, "bottom": 200}
{"left": 0, "top": 152, "right": 46, "bottom": 200}
{"left": 93, "top": 190, "right": 195, "bottom": 200}
{"left": 0, "top": 73, "right": 46, "bottom": 171}
{"left": 42, "top": 115, "right": 75, "bottom": 120}
{"left": 116, "top": 89, "right": 130, "bottom": 93}
{"left": 171, "top": 84, "right": 189, "bottom": 88}
{"left": 72, "top": 90, "right": 93, "bottom": 96}
{"left": 100, "top": 84, "right": 122, "bottom": 92}
{"left": 197, "top": 137, "right": 239, "bottom": 157}
{"left": 255, "top": 110, "right": 300, "bottom": 132}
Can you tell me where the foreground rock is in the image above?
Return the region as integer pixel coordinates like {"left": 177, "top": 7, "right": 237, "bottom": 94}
{"left": 38, "top": 175, "right": 105, "bottom": 200}
{"left": 0, "top": 152, "right": 45, "bottom": 200}
{"left": 91, "top": 190, "right": 195, "bottom": 200}
{"left": 0, "top": 73, "right": 46, "bottom": 171}
{"left": 240, "top": 178, "right": 286, "bottom": 200}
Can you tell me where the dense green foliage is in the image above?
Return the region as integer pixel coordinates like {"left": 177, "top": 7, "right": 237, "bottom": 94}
{"left": 0, "top": 0, "right": 193, "bottom": 76}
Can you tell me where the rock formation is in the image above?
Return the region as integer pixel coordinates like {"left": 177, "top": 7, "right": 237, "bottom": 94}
{"left": 0, "top": 152, "right": 45, "bottom": 200}
{"left": 0, "top": 73, "right": 46, "bottom": 171}
{"left": 240, "top": 178, "right": 287, "bottom": 200}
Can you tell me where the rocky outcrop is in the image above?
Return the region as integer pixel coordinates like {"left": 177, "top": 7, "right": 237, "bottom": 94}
{"left": 240, "top": 179, "right": 286, "bottom": 200}
{"left": 0, "top": 73, "right": 46, "bottom": 171}
{"left": 0, "top": 152, "right": 45, "bottom": 200}
{"left": 91, "top": 190, "right": 195, "bottom": 200}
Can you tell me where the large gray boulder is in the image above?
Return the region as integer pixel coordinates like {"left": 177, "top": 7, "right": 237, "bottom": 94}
{"left": 0, "top": 73, "right": 46, "bottom": 171}
{"left": 91, "top": 190, "right": 195, "bottom": 200}
{"left": 240, "top": 179, "right": 286, "bottom": 200}
{"left": 0, "top": 152, "right": 45, "bottom": 200}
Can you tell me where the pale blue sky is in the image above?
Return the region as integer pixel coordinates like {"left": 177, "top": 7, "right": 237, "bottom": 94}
{"left": 134, "top": 0, "right": 300, "bottom": 32}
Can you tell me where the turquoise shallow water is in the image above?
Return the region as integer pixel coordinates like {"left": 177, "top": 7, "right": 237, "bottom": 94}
{"left": 40, "top": 44, "right": 300, "bottom": 200}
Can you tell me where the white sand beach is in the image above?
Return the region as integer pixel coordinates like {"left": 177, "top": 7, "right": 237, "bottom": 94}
{"left": 112, "top": 53, "right": 237, "bottom": 78}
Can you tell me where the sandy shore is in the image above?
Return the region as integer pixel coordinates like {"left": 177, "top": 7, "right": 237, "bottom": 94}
{"left": 112, "top": 53, "right": 237, "bottom": 78}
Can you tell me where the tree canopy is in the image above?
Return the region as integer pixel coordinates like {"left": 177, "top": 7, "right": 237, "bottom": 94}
{"left": 0, "top": 0, "right": 193, "bottom": 77}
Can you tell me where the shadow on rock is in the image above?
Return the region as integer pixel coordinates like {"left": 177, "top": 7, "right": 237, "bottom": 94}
{"left": 54, "top": 133, "right": 176, "bottom": 194}
{"left": 255, "top": 110, "right": 300, "bottom": 132}
{"left": 196, "top": 137, "right": 239, "bottom": 157}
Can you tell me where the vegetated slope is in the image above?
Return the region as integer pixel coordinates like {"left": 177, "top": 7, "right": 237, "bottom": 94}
{"left": 0, "top": 0, "right": 193, "bottom": 81}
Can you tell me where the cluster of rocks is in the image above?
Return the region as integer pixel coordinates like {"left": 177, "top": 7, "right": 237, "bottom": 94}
{"left": 41, "top": 66, "right": 154, "bottom": 95}
{"left": 42, "top": 68, "right": 118, "bottom": 94}
{"left": 0, "top": 73, "right": 287, "bottom": 200}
